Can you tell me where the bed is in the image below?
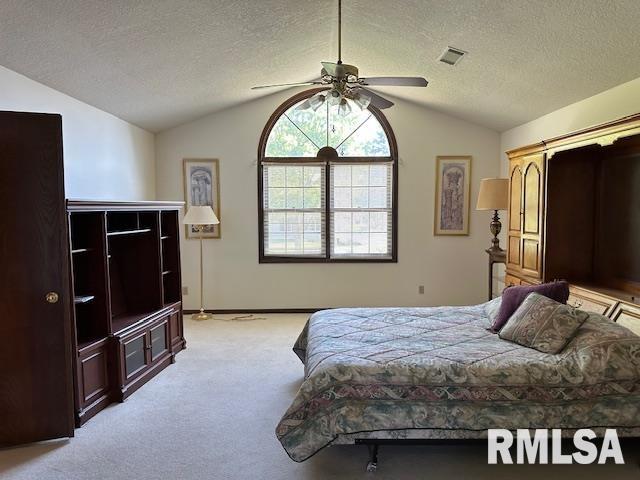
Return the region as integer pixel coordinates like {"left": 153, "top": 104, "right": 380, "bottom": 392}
{"left": 276, "top": 300, "right": 640, "bottom": 467}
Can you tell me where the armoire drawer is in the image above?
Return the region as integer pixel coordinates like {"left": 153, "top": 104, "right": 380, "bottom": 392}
{"left": 567, "top": 286, "right": 618, "bottom": 316}
{"left": 609, "top": 302, "right": 640, "bottom": 336}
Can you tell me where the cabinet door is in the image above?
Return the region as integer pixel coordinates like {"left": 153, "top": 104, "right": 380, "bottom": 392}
{"left": 506, "top": 159, "right": 523, "bottom": 271}
{"left": 0, "top": 112, "right": 75, "bottom": 445}
{"left": 520, "top": 153, "right": 545, "bottom": 278}
{"left": 150, "top": 319, "right": 169, "bottom": 362}
{"left": 77, "top": 341, "right": 110, "bottom": 409}
{"left": 168, "top": 308, "right": 183, "bottom": 351}
{"left": 122, "top": 331, "right": 149, "bottom": 380}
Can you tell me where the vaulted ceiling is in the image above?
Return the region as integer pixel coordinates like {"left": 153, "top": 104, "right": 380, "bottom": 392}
{"left": 1, "top": 0, "right": 640, "bottom": 132}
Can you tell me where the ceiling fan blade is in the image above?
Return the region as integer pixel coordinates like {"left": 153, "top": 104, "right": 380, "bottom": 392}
{"left": 251, "top": 81, "right": 323, "bottom": 90}
{"left": 360, "top": 88, "right": 394, "bottom": 109}
{"left": 359, "top": 77, "right": 428, "bottom": 87}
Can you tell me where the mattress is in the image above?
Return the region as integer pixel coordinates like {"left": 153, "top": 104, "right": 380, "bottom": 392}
{"left": 276, "top": 302, "right": 640, "bottom": 461}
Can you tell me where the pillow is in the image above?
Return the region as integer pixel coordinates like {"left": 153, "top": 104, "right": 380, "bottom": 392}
{"left": 491, "top": 280, "right": 569, "bottom": 332}
{"left": 484, "top": 297, "right": 502, "bottom": 326}
{"left": 499, "top": 292, "right": 588, "bottom": 354}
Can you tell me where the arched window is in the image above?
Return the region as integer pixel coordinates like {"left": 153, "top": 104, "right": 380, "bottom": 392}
{"left": 258, "top": 89, "right": 397, "bottom": 262}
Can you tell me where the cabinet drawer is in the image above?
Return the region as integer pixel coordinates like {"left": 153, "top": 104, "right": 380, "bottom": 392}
{"left": 609, "top": 302, "right": 640, "bottom": 336}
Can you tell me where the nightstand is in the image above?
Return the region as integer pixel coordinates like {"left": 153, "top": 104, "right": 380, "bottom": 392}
{"left": 486, "top": 248, "right": 506, "bottom": 301}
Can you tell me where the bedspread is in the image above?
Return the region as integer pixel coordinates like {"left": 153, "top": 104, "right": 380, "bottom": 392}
{"left": 276, "top": 303, "right": 640, "bottom": 461}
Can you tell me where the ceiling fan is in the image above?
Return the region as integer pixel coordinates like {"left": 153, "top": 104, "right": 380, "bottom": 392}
{"left": 251, "top": 0, "right": 428, "bottom": 114}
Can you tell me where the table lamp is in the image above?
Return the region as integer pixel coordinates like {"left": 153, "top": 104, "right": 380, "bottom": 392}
{"left": 476, "top": 178, "right": 509, "bottom": 253}
{"left": 183, "top": 205, "right": 219, "bottom": 320}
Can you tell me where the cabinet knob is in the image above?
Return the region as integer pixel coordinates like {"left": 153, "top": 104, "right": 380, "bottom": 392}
{"left": 45, "top": 292, "right": 59, "bottom": 304}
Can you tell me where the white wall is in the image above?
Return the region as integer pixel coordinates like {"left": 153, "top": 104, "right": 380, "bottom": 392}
{"left": 156, "top": 90, "right": 501, "bottom": 310}
{"left": 500, "top": 77, "right": 640, "bottom": 173}
{"left": 0, "top": 65, "right": 155, "bottom": 200}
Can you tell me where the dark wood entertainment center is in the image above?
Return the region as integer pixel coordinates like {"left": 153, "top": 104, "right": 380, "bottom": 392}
{"left": 0, "top": 110, "right": 185, "bottom": 446}
{"left": 69, "top": 200, "right": 185, "bottom": 425}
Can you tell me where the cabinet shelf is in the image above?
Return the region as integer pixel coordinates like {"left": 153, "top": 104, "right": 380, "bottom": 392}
{"left": 74, "top": 295, "right": 95, "bottom": 304}
{"left": 112, "top": 311, "right": 156, "bottom": 335}
{"left": 77, "top": 336, "right": 107, "bottom": 352}
{"left": 107, "top": 228, "right": 151, "bottom": 237}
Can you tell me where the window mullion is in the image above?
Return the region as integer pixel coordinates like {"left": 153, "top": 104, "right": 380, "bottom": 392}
{"left": 325, "top": 160, "right": 330, "bottom": 260}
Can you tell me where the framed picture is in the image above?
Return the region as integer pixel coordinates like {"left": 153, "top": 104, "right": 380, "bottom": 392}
{"left": 434, "top": 155, "right": 471, "bottom": 236}
{"left": 183, "top": 158, "right": 221, "bottom": 239}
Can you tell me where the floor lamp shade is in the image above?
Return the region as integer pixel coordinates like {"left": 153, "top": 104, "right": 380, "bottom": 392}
{"left": 183, "top": 205, "right": 220, "bottom": 225}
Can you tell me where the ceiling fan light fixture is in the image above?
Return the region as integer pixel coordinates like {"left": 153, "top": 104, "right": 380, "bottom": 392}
{"left": 308, "top": 92, "right": 327, "bottom": 111}
{"left": 352, "top": 92, "right": 371, "bottom": 110}
{"left": 326, "top": 89, "right": 342, "bottom": 106}
{"left": 338, "top": 98, "right": 352, "bottom": 116}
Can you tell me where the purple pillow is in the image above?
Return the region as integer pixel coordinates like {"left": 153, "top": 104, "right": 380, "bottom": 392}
{"left": 491, "top": 281, "right": 569, "bottom": 333}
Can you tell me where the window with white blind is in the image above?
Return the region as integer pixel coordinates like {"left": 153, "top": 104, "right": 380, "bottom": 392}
{"left": 259, "top": 90, "right": 397, "bottom": 263}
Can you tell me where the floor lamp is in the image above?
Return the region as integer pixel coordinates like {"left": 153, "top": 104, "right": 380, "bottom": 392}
{"left": 183, "top": 205, "right": 219, "bottom": 321}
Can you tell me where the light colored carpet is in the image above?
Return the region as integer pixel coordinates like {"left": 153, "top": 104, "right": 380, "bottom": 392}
{"left": 0, "top": 313, "right": 638, "bottom": 480}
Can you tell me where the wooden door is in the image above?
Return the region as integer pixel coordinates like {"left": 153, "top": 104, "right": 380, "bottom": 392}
{"left": 520, "top": 153, "right": 545, "bottom": 278}
{"left": 0, "top": 111, "right": 75, "bottom": 445}
{"left": 506, "top": 158, "right": 523, "bottom": 271}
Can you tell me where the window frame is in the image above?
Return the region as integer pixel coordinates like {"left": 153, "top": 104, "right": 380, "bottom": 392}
{"left": 258, "top": 88, "right": 398, "bottom": 263}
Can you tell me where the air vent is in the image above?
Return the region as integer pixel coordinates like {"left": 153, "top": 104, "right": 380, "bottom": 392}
{"left": 439, "top": 47, "right": 467, "bottom": 66}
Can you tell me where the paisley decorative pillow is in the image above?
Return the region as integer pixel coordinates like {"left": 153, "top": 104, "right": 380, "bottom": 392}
{"left": 499, "top": 292, "right": 588, "bottom": 354}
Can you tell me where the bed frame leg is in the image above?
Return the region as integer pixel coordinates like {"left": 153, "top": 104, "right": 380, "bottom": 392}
{"left": 366, "top": 443, "right": 378, "bottom": 472}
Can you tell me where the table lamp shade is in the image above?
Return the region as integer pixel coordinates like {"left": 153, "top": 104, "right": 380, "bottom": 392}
{"left": 476, "top": 178, "right": 509, "bottom": 211}
{"left": 183, "top": 205, "right": 220, "bottom": 225}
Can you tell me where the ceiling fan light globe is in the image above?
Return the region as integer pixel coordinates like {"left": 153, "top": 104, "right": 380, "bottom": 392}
{"left": 338, "top": 98, "right": 352, "bottom": 116}
{"left": 295, "top": 99, "right": 313, "bottom": 111}
{"left": 327, "top": 90, "right": 342, "bottom": 106}
{"left": 308, "top": 93, "right": 326, "bottom": 111}
{"left": 353, "top": 93, "right": 371, "bottom": 110}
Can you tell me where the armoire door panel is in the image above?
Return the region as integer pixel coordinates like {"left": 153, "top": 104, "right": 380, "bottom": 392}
{"left": 509, "top": 163, "right": 523, "bottom": 232}
{"left": 523, "top": 161, "right": 542, "bottom": 235}
{"left": 508, "top": 236, "right": 521, "bottom": 266}
{"left": 522, "top": 239, "right": 540, "bottom": 274}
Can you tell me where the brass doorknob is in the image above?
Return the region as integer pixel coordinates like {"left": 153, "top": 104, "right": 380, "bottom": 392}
{"left": 45, "top": 292, "right": 59, "bottom": 304}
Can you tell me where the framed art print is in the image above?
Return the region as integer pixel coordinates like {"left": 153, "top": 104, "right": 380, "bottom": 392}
{"left": 434, "top": 155, "right": 471, "bottom": 236}
{"left": 183, "top": 158, "right": 221, "bottom": 238}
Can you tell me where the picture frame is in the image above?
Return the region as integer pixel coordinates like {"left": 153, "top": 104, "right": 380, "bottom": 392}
{"left": 183, "top": 158, "right": 221, "bottom": 239}
{"left": 434, "top": 155, "right": 471, "bottom": 236}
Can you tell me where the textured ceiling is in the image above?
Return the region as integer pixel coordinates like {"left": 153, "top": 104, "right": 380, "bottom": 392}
{"left": 1, "top": 0, "right": 640, "bottom": 132}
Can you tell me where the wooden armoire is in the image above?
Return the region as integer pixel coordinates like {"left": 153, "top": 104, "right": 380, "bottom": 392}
{"left": 0, "top": 111, "right": 185, "bottom": 446}
{"left": 505, "top": 113, "right": 640, "bottom": 334}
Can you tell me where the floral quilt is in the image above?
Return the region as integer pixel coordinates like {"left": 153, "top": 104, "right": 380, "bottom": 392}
{"left": 276, "top": 302, "right": 640, "bottom": 461}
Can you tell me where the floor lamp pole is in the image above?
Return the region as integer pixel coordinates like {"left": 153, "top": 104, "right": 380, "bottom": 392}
{"left": 193, "top": 225, "right": 213, "bottom": 321}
